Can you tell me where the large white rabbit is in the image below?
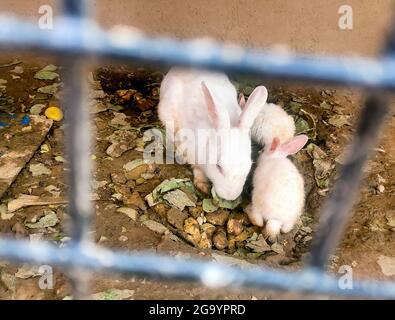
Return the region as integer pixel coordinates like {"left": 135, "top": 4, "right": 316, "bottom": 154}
{"left": 158, "top": 67, "right": 268, "bottom": 200}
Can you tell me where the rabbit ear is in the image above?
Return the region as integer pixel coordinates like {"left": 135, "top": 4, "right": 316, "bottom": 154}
{"left": 238, "top": 86, "right": 268, "bottom": 129}
{"left": 269, "top": 137, "right": 281, "bottom": 152}
{"left": 202, "top": 82, "right": 229, "bottom": 129}
{"left": 239, "top": 93, "right": 246, "bottom": 109}
{"left": 279, "top": 135, "right": 308, "bottom": 156}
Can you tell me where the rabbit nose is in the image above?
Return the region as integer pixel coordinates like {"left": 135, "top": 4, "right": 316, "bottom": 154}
{"left": 215, "top": 187, "right": 240, "bottom": 201}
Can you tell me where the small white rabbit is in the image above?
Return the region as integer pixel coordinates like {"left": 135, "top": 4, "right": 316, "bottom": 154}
{"left": 239, "top": 94, "right": 295, "bottom": 147}
{"left": 247, "top": 134, "right": 308, "bottom": 240}
{"left": 158, "top": 67, "right": 268, "bottom": 200}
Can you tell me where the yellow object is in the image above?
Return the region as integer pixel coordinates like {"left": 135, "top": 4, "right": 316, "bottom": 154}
{"left": 45, "top": 106, "right": 63, "bottom": 121}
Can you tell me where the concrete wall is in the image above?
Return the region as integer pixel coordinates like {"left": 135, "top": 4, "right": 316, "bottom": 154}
{"left": 1, "top": 0, "right": 394, "bottom": 55}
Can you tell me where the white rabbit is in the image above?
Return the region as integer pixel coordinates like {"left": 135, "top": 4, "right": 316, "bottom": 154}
{"left": 158, "top": 67, "right": 268, "bottom": 200}
{"left": 247, "top": 134, "right": 308, "bottom": 240}
{"left": 239, "top": 94, "right": 295, "bottom": 147}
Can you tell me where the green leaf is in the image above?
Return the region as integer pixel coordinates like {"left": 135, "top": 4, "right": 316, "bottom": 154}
{"left": 202, "top": 199, "right": 218, "bottom": 213}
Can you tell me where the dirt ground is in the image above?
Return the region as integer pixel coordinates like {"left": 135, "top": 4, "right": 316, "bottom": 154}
{"left": 0, "top": 54, "right": 394, "bottom": 300}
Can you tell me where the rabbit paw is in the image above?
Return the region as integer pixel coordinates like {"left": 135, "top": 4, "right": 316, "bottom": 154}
{"left": 192, "top": 166, "right": 210, "bottom": 195}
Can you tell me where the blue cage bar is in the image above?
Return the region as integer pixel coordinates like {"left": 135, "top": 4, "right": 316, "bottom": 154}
{"left": 0, "top": 0, "right": 394, "bottom": 299}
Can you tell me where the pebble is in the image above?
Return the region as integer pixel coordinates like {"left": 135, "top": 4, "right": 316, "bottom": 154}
{"left": 142, "top": 219, "right": 169, "bottom": 235}
{"left": 227, "top": 218, "right": 243, "bottom": 236}
{"left": 198, "top": 232, "right": 212, "bottom": 249}
{"left": 201, "top": 223, "right": 216, "bottom": 238}
{"left": 125, "top": 191, "right": 147, "bottom": 210}
{"left": 184, "top": 217, "right": 201, "bottom": 245}
{"left": 111, "top": 172, "right": 127, "bottom": 184}
{"left": 167, "top": 207, "right": 188, "bottom": 230}
{"left": 153, "top": 203, "right": 169, "bottom": 217}
{"left": 206, "top": 209, "right": 229, "bottom": 226}
{"left": 213, "top": 228, "right": 228, "bottom": 250}
{"left": 118, "top": 235, "right": 128, "bottom": 242}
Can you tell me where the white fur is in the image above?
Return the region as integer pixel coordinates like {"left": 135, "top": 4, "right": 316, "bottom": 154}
{"left": 248, "top": 135, "right": 308, "bottom": 238}
{"left": 158, "top": 67, "right": 268, "bottom": 200}
{"left": 250, "top": 103, "right": 295, "bottom": 147}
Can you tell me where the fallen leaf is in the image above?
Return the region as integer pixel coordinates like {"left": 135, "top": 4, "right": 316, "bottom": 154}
{"left": 89, "top": 289, "right": 135, "bottom": 300}
{"left": 54, "top": 155, "right": 66, "bottom": 163}
{"left": 211, "top": 188, "right": 241, "bottom": 209}
{"left": 30, "top": 104, "right": 46, "bottom": 115}
{"left": 11, "top": 66, "right": 24, "bottom": 74}
{"left": 142, "top": 219, "right": 169, "bottom": 234}
{"left": 271, "top": 243, "right": 285, "bottom": 254}
{"left": 245, "top": 237, "right": 271, "bottom": 253}
{"left": 29, "top": 163, "right": 51, "bottom": 176}
{"left": 41, "top": 64, "right": 58, "bottom": 72}
{"left": 123, "top": 159, "right": 145, "bottom": 171}
{"left": 377, "top": 255, "right": 395, "bottom": 276}
{"left": 328, "top": 115, "right": 352, "bottom": 128}
{"left": 116, "top": 207, "right": 138, "bottom": 221}
{"left": 7, "top": 194, "right": 68, "bottom": 212}
{"left": 162, "top": 189, "right": 196, "bottom": 211}
{"left": 44, "top": 185, "right": 61, "bottom": 197}
{"left": 37, "top": 83, "right": 60, "bottom": 94}
{"left": 34, "top": 66, "right": 59, "bottom": 80}
{"left": 0, "top": 204, "right": 14, "bottom": 220}
{"left": 40, "top": 144, "right": 50, "bottom": 154}
{"left": 25, "top": 211, "right": 59, "bottom": 229}
{"left": 15, "top": 264, "right": 42, "bottom": 279}
{"left": 202, "top": 199, "right": 218, "bottom": 213}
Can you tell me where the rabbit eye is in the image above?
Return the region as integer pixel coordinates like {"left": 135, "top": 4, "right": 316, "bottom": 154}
{"left": 216, "top": 164, "right": 224, "bottom": 175}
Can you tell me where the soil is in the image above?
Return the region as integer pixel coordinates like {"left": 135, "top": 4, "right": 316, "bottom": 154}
{"left": 0, "top": 54, "right": 394, "bottom": 300}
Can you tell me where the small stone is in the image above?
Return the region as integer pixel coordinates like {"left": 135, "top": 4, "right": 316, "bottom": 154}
{"left": 245, "top": 236, "right": 271, "bottom": 253}
{"left": 300, "top": 226, "right": 313, "bottom": 234}
{"left": 114, "top": 184, "right": 131, "bottom": 201}
{"left": 377, "top": 185, "right": 385, "bottom": 193}
{"left": 106, "top": 142, "right": 133, "bottom": 158}
{"left": 125, "top": 164, "right": 149, "bottom": 180}
{"left": 140, "top": 173, "right": 155, "bottom": 180}
{"left": 29, "top": 163, "right": 51, "bottom": 177}
{"left": 118, "top": 235, "right": 128, "bottom": 242}
{"left": 271, "top": 243, "right": 285, "bottom": 254}
{"left": 206, "top": 209, "right": 229, "bottom": 226}
{"left": 227, "top": 218, "right": 243, "bottom": 236}
{"left": 184, "top": 217, "right": 201, "bottom": 245}
{"left": 198, "top": 232, "right": 212, "bottom": 249}
{"left": 196, "top": 216, "right": 205, "bottom": 225}
{"left": 234, "top": 230, "right": 251, "bottom": 242}
{"left": 136, "top": 178, "right": 146, "bottom": 185}
{"left": 189, "top": 206, "right": 203, "bottom": 218}
{"left": 167, "top": 207, "right": 188, "bottom": 230}
{"left": 213, "top": 228, "right": 228, "bottom": 250}
{"left": 125, "top": 191, "right": 147, "bottom": 210}
{"left": 126, "top": 180, "right": 136, "bottom": 189}
{"left": 153, "top": 203, "right": 169, "bottom": 217}
{"left": 98, "top": 236, "right": 108, "bottom": 243}
{"left": 111, "top": 172, "right": 127, "bottom": 184}
{"left": 0, "top": 272, "right": 16, "bottom": 291}
{"left": 201, "top": 223, "right": 216, "bottom": 238}
{"left": 116, "top": 207, "right": 138, "bottom": 221}
{"left": 142, "top": 220, "right": 169, "bottom": 235}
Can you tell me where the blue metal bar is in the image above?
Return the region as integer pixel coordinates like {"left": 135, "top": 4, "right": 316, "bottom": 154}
{"left": 0, "top": 238, "right": 395, "bottom": 299}
{"left": 62, "top": 0, "right": 88, "bottom": 17}
{"left": 0, "top": 15, "right": 395, "bottom": 90}
{"left": 308, "top": 94, "right": 389, "bottom": 269}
